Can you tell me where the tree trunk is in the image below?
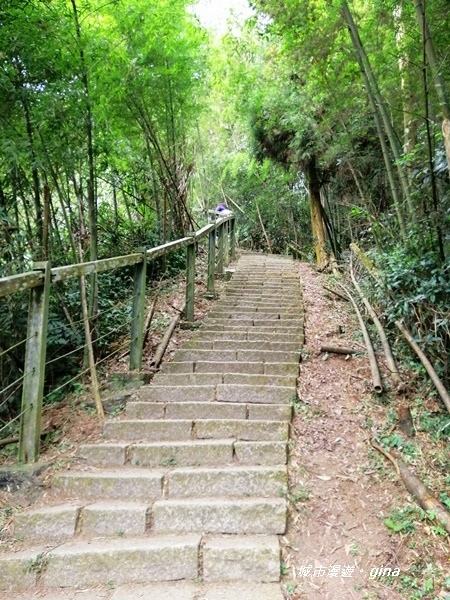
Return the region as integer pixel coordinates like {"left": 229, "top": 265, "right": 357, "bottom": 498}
{"left": 306, "top": 156, "right": 328, "bottom": 267}
{"left": 411, "top": 0, "right": 450, "bottom": 174}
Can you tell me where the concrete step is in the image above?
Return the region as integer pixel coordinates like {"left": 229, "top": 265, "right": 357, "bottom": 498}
{"left": 79, "top": 439, "right": 287, "bottom": 468}
{"left": 167, "top": 465, "right": 286, "bottom": 497}
{"left": 104, "top": 419, "right": 289, "bottom": 442}
{"left": 53, "top": 468, "right": 164, "bottom": 500}
{"left": 153, "top": 497, "right": 286, "bottom": 534}
{"left": 203, "top": 535, "right": 280, "bottom": 582}
{"left": 162, "top": 361, "right": 299, "bottom": 377}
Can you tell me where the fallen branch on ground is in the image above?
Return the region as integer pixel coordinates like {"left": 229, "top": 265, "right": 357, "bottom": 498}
{"left": 338, "top": 283, "right": 383, "bottom": 394}
{"left": 150, "top": 303, "right": 186, "bottom": 369}
{"left": 322, "top": 286, "right": 349, "bottom": 302}
{"left": 320, "top": 346, "right": 359, "bottom": 355}
{"left": 371, "top": 439, "right": 450, "bottom": 533}
{"left": 395, "top": 320, "right": 450, "bottom": 414}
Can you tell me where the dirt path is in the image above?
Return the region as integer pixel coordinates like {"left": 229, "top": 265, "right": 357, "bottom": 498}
{"left": 283, "top": 264, "right": 433, "bottom": 600}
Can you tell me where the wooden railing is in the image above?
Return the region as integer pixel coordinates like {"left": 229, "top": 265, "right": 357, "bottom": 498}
{"left": 0, "top": 215, "right": 236, "bottom": 463}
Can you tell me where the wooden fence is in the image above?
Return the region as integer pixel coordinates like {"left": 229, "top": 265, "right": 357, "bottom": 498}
{"left": 0, "top": 215, "right": 236, "bottom": 463}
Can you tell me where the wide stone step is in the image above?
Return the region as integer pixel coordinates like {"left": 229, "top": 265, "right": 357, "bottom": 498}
{"left": 135, "top": 384, "right": 293, "bottom": 405}
{"left": 167, "top": 465, "right": 286, "bottom": 497}
{"left": 173, "top": 349, "right": 301, "bottom": 363}
{"left": 79, "top": 439, "right": 287, "bottom": 468}
{"left": 93, "top": 582, "right": 286, "bottom": 600}
{"left": 196, "top": 330, "right": 302, "bottom": 343}
{"left": 148, "top": 372, "right": 296, "bottom": 387}
{"left": 104, "top": 419, "right": 289, "bottom": 442}
{"left": 201, "top": 323, "right": 304, "bottom": 333}
{"left": 184, "top": 340, "right": 301, "bottom": 352}
{"left": 58, "top": 536, "right": 200, "bottom": 588}
{"left": 153, "top": 498, "right": 286, "bottom": 534}
{"left": 53, "top": 468, "right": 164, "bottom": 500}
{"left": 127, "top": 401, "right": 291, "bottom": 421}
{"left": 204, "top": 319, "right": 304, "bottom": 329}
{"left": 162, "top": 361, "right": 299, "bottom": 376}
{"left": 203, "top": 535, "right": 280, "bottom": 582}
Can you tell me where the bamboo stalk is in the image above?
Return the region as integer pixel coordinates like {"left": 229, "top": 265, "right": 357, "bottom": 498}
{"left": 350, "top": 259, "right": 402, "bottom": 386}
{"left": 255, "top": 200, "right": 272, "bottom": 254}
{"left": 395, "top": 320, "right": 450, "bottom": 413}
{"left": 339, "top": 283, "right": 383, "bottom": 393}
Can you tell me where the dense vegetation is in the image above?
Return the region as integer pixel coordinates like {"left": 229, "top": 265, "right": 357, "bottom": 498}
{"left": 1, "top": 0, "right": 449, "bottom": 433}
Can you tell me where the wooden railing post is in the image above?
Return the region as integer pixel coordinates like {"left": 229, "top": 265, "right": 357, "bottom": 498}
{"left": 185, "top": 237, "right": 196, "bottom": 322}
{"left": 224, "top": 221, "right": 230, "bottom": 267}
{"left": 207, "top": 226, "right": 216, "bottom": 294}
{"left": 129, "top": 248, "right": 147, "bottom": 371}
{"left": 217, "top": 223, "right": 224, "bottom": 275}
{"left": 230, "top": 217, "right": 236, "bottom": 260}
{"left": 19, "top": 261, "right": 51, "bottom": 463}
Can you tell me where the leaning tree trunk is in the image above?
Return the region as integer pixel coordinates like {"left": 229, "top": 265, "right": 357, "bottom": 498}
{"left": 306, "top": 156, "right": 328, "bottom": 267}
{"left": 411, "top": 0, "right": 450, "bottom": 175}
{"left": 341, "top": 1, "right": 415, "bottom": 220}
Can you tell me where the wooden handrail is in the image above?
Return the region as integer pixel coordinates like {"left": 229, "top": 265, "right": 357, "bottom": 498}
{"left": 1, "top": 214, "right": 236, "bottom": 463}
{"left": 0, "top": 216, "right": 234, "bottom": 299}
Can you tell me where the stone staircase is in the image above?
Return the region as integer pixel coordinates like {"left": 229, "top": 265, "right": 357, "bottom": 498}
{"left": 0, "top": 253, "right": 304, "bottom": 600}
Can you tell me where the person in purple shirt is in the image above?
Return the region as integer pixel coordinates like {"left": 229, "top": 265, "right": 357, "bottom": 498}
{"left": 215, "top": 202, "right": 233, "bottom": 217}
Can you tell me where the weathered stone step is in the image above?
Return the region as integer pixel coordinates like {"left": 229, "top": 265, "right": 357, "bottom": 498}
{"left": 162, "top": 361, "right": 299, "bottom": 376}
{"left": 150, "top": 372, "right": 296, "bottom": 387}
{"left": 127, "top": 401, "right": 292, "bottom": 422}
{"left": 79, "top": 439, "right": 287, "bottom": 468}
{"left": 196, "top": 330, "right": 302, "bottom": 343}
{"left": 203, "top": 535, "right": 280, "bottom": 582}
{"left": 167, "top": 465, "right": 286, "bottom": 497}
{"left": 14, "top": 501, "right": 150, "bottom": 543}
{"left": 53, "top": 468, "right": 164, "bottom": 500}
{"left": 153, "top": 497, "right": 286, "bottom": 534}
{"left": 217, "top": 299, "right": 302, "bottom": 307}
{"left": 0, "top": 535, "right": 201, "bottom": 590}
{"left": 173, "top": 349, "right": 301, "bottom": 363}
{"left": 184, "top": 340, "right": 301, "bottom": 352}
{"left": 203, "top": 321, "right": 304, "bottom": 332}
{"left": 106, "top": 582, "right": 286, "bottom": 600}
{"left": 135, "top": 384, "right": 293, "bottom": 405}
{"left": 104, "top": 419, "right": 289, "bottom": 442}
{"left": 211, "top": 306, "right": 303, "bottom": 315}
